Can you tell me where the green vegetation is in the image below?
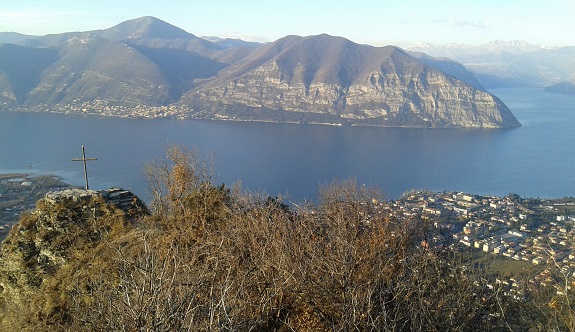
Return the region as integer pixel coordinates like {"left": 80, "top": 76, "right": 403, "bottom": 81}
{"left": 0, "top": 147, "right": 574, "bottom": 331}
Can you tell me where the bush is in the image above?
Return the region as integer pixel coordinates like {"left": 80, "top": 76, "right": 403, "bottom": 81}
{"left": 1, "top": 147, "right": 558, "bottom": 330}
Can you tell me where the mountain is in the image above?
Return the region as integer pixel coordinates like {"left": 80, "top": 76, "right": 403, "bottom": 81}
{"left": 14, "top": 16, "right": 223, "bottom": 58}
{"left": 0, "top": 32, "right": 34, "bottom": 44}
{"left": 201, "top": 36, "right": 263, "bottom": 49}
{"left": 23, "top": 34, "right": 173, "bottom": 107}
{"left": 0, "top": 43, "right": 59, "bottom": 105}
{"left": 2, "top": 17, "right": 229, "bottom": 105}
{"left": 93, "top": 16, "right": 194, "bottom": 41}
{"left": 407, "top": 41, "right": 575, "bottom": 88}
{"left": 95, "top": 16, "right": 225, "bottom": 60}
{"left": 544, "top": 81, "right": 575, "bottom": 95}
{"left": 407, "top": 51, "right": 485, "bottom": 90}
{"left": 0, "top": 17, "right": 520, "bottom": 128}
{"left": 181, "top": 34, "right": 519, "bottom": 128}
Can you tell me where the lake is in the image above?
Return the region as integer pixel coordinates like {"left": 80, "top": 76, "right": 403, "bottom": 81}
{"left": 1, "top": 87, "right": 574, "bottom": 203}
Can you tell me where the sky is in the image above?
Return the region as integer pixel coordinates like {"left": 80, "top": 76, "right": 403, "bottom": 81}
{"left": 0, "top": 0, "right": 573, "bottom": 47}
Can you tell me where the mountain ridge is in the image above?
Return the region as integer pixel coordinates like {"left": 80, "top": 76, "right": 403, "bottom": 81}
{"left": 0, "top": 16, "right": 520, "bottom": 128}
{"left": 182, "top": 34, "right": 519, "bottom": 128}
{"left": 407, "top": 41, "right": 575, "bottom": 88}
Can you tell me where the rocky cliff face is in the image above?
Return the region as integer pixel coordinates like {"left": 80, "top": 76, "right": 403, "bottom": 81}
{"left": 183, "top": 36, "right": 520, "bottom": 128}
{"left": 0, "top": 188, "right": 147, "bottom": 323}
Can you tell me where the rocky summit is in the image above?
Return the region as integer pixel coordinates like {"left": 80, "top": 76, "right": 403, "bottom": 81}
{"left": 0, "top": 188, "right": 147, "bottom": 317}
{"left": 0, "top": 16, "right": 521, "bottom": 128}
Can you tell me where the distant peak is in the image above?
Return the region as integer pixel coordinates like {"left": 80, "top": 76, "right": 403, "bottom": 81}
{"left": 123, "top": 16, "right": 176, "bottom": 28}
{"left": 483, "top": 40, "right": 541, "bottom": 52}
{"left": 488, "top": 39, "right": 531, "bottom": 46}
{"left": 134, "top": 16, "right": 159, "bottom": 22}
{"left": 303, "top": 33, "right": 351, "bottom": 42}
{"left": 100, "top": 16, "right": 195, "bottom": 41}
{"left": 120, "top": 16, "right": 166, "bottom": 25}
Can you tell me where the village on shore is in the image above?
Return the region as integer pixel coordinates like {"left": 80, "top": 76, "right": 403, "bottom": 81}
{"left": 392, "top": 190, "right": 575, "bottom": 296}
{"left": 16, "top": 101, "right": 198, "bottom": 119}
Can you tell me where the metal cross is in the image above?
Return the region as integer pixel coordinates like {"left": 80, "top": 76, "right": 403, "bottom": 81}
{"left": 71, "top": 145, "right": 98, "bottom": 190}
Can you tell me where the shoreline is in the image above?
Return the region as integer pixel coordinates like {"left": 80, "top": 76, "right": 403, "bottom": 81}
{"left": 1, "top": 108, "right": 521, "bottom": 129}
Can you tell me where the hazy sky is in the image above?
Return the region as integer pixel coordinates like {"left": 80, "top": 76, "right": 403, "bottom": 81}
{"left": 1, "top": 0, "right": 573, "bottom": 47}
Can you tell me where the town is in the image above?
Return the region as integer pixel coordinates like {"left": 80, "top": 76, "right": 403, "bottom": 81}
{"left": 14, "top": 100, "right": 197, "bottom": 120}
{"left": 393, "top": 190, "right": 575, "bottom": 296}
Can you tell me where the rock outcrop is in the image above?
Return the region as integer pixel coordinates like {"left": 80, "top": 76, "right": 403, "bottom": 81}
{"left": 0, "top": 188, "right": 147, "bottom": 324}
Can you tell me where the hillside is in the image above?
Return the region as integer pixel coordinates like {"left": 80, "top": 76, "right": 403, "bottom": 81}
{"left": 0, "top": 16, "right": 521, "bottom": 128}
{"left": 0, "top": 149, "right": 572, "bottom": 330}
{"left": 0, "top": 44, "right": 59, "bottom": 106}
{"left": 23, "top": 34, "right": 173, "bottom": 107}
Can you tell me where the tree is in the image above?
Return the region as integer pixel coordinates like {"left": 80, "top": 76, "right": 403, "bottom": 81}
{"left": 145, "top": 145, "right": 230, "bottom": 230}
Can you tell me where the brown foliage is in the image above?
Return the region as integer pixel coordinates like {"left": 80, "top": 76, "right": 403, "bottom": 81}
{"left": 1, "top": 147, "right": 555, "bottom": 331}
{"left": 55, "top": 176, "right": 523, "bottom": 331}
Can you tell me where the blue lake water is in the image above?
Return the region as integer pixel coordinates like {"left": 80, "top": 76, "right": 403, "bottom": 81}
{"left": 1, "top": 87, "right": 574, "bottom": 203}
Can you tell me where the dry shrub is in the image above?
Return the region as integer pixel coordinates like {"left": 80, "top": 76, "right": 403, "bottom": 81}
{"left": 3, "top": 147, "right": 540, "bottom": 331}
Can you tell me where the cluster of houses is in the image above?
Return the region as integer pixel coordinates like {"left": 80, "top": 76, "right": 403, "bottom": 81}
{"left": 393, "top": 191, "right": 575, "bottom": 294}
{"left": 22, "top": 100, "right": 192, "bottom": 119}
